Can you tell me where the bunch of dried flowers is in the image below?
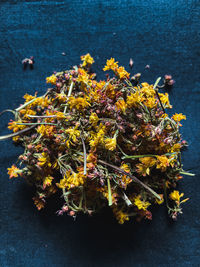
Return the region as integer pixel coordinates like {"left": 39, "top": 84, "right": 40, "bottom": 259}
{"left": 1, "top": 54, "right": 194, "bottom": 223}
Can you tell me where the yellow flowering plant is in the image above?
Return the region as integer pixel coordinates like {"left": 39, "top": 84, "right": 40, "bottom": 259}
{"left": 0, "top": 54, "right": 194, "bottom": 223}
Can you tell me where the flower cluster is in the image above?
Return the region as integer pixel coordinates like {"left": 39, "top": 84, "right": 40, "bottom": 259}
{"left": 4, "top": 54, "right": 192, "bottom": 223}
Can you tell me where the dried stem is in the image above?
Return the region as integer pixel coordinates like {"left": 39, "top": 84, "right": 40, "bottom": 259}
{"left": 98, "top": 159, "right": 161, "bottom": 200}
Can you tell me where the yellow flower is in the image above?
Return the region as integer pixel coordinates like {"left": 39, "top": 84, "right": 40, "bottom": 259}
{"left": 23, "top": 93, "right": 37, "bottom": 102}
{"left": 65, "top": 126, "right": 80, "bottom": 146}
{"left": 136, "top": 157, "right": 156, "bottom": 176}
{"left": 96, "top": 80, "right": 106, "bottom": 90}
{"left": 112, "top": 207, "right": 129, "bottom": 224}
{"left": 55, "top": 92, "right": 68, "bottom": 103}
{"left": 81, "top": 53, "right": 94, "bottom": 67}
{"left": 37, "top": 125, "right": 55, "bottom": 137}
{"left": 155, "top": 194, "right": 164, "bottom": 205}
{"left": 57, "top": 171, "right": 86, "bottom": 189}
{"left": 120, "top": 164, "right": 132, "bottom": 187}
{"left": 56, "top": 176, "right": 68, "bottom": 189}
{"left": 116, "top": 66, "right": 130, "bottom": 79}
{"left": 104, "top": 136, "right": 117, "bottom": 151}
{"left": 126, "top": 91, "right": 143, "bottom": 108}
{"left": 38, "top": 152, "right": 51, "bottom": 167}
{"left": 7, "top": 165, "right": 22, "bottom": 179}
{"left": 105, "top": 83, "right": 116, "bottom": 99}
{"left": 145, "top": 97, "right": 157, "bottom": 109}
{"left": 8, "top": 120, "right": 27, "bottom": 133}
{"left": 158, "top": 93, "right": 172, "bottom": 108}
{"left": 68, "top": 96, "right": 90, "bottom": 110}
{"left": 55, "top": 111, "right": 66, "bottom": 120}
{"left": 140, "top": 157, "right": 157, "bottom": 166}
{"left": 46, "top": 74, "right": 57, "bottom": 85}
{"left": 169, "top": 190, "right": 189, "bottom": 205}
{"left": 140, "top": 83, "right": 155, "bottom": 97}
{"left": 43, "top": 175, "right": 54, "bottom": 189}
{"left": 172, "top": 113, "right": 186, "bottom": 122}
{"left": 120, "top": 164, "right": 130, "bottom": 173}
{"left": 77, "top": 68, "right": 90, "bottom": 85}
{"left": 115, "top": 99, "right": 127, "bottom": 113}
{"left": 34, "top": 96, "right": 50, "bottom": 108}
{"left": 12, "top": 136, "right": 20, "bottom": 142}
{"left": 170, "top": 143, "right": 181, "bottom": 153}
{"left": 156, "top": 155, "right": 169, "bottom": 171}
{"left": 89, "top": 124, "right": 106, "bottom": 148}
{"left": 89, "top": 112, "right": 99, "bottom": 126}
{"left": 33, "top": 197, "right": 45, "bottom": 210}
{"left": 19, "top": 108, "right": 36, "bottom": 119}
{"left": 134, "top": 195, "right": 151, "bottom": 210}
{"left": 103, "top": 58, "right": 118, "bottom": 71}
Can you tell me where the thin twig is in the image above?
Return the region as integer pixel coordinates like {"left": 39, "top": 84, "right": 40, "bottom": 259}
{"left": 0, "top": 109, "right": 16, "bottom": 117}
{"left": 81, "top": 136, "right": 87, "bottom": 175}
{"left": 153, "top": 77, "right": 165, "bottom": 114}
{"left": 98, "top": 159, "right": 161, "bottom": 200}
{"left": 0, "top": 125, "right": 36, "bottom": 141}
{"left": 16, "top": 122, "right": 57, "bottom": 126}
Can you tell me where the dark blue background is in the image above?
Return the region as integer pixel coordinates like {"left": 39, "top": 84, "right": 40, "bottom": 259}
{"left": 0, "top": 1, "right": 200, "bottom": 266}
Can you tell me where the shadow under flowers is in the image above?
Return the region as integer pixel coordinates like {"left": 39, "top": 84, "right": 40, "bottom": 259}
{"left": 12, "top": 182, "right": 177, "bottom": 267}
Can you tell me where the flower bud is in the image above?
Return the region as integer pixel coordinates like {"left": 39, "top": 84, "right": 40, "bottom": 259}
{"left": 129, "top": 58, "right": 134, "bottom": 68}
{"left": 69, "top": 211, "right": 75, "bottom": 216}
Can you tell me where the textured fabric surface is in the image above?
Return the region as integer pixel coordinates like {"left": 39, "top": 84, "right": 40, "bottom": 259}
{"left": 0, "top": 1, "right": 200, "bottom": 266}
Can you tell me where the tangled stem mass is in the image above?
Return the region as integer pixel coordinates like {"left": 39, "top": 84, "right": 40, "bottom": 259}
{"left": 4, "top": 54, "right": 192, "bottom": 223}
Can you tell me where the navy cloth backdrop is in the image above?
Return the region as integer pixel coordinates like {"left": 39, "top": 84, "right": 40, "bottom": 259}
{"left": 0, "top": 1, "right": 200, "bottom": 266}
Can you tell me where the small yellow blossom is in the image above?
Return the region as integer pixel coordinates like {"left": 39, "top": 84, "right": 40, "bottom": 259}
{"left": 172, "top": 113, "right": 186, "bottom": 122}
{"left": 103, "top": 58, "right": 118, "bottom": 71}
{"left": 141, "top": 83, "right": 155, "bottom": 97}
{"left": 112, "top": 207, "right": 129, "bottom": 224}
{"left": 57, "top": 171, "right": 86, "bottom": 189}
{"left": 69, "top": 96, "right": 90, "bottom": 110}
{"left": 136, "top": 157, "right": 157, "bottom": 176}
{"left": 105, "top": 83, "right": 116, "bottom": 99}
{"left": 19, "top": 108, "right": 36, "bottom": 119}
{"left": 87, "top": 152, "right": 97, "bottom": 164}
{"left": 23, "top": 93, "right": 37, "bottom": 103}
{"left": 33, "top": 197, "right": 45, "bottom": 210}
{"left": 89, "top": 124, "right": 106, "bottom": 148}
{"left": 89, "top": 112, "right": 99, "bottom": 126}
{"left": 38, "top": 152, "right": 51, "bottom": 167}
{"left": 7, "top": 165, "right": 22, "bottom": 179}
{"left": 126, "top": 91, "right": 144, "bottom": 108}
{"left": 104, "top": 136, "right": 117, "bottom": 151}
{"left": 115, "top": 99, "right": 127, "bottom": 113}
{"left": 12, "top": 136, "right": 20, "bottom": 142}
{"left": 8, "top": 120, "right": 27, "bottom": 133}
{"left": 145, "top": 97, "right": 157, "bottom": 109}
{"left": 46, "top": 74, "right": 57, "bottom": 85}
{"left": 156, "top": 155, "right": 169, "bottom": 171}
{"left": 170, "top": 143, "right": 181, "bottom": 153}
{"left": 158, "top": 93, "right": 172, "bottom": 108}
{"left": 116, "top": 66, "right": 130, "bottom": 79}
{"left": 120, "top": 164, "right": 132, "bottom": 187}
{"left": 37, "top": 125, "right": 55, "bottom": 137}
{"left": 65, "top": 126, "right": 80, "bottom": 146}
{"left": 81, "top": 53, "right": 94, "bottom": 67}
{"left": 169, "top": 190, "right": 189, "bottom": 205}
{"left": 43, "top": 175, "right": 54, "bottom": 189}
{"left": 155, "top": 194, "right": 164, "bottom": 205}
{"left": 134, "top": 195, "right": 151, "bottom": 210}
{"left": 55, "top": 111, "right": 66, "bottom": 120}
{"left": 55, "top": 92, "right": 68, "bottom": 103}
{"left": 77, "top": 68, "right": 90, "bottom": 85}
